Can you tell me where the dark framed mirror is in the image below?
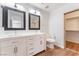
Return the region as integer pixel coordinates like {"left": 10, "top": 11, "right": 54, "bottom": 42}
{"left": 29, "top": 13, "right": 40, "bottom": 30}
{"left": 2, "top": 6, "right": 26, "bottom": 30}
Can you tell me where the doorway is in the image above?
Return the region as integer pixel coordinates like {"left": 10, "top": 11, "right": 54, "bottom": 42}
{"left": 64, "top": 9, "right": 79, "bottom": 52}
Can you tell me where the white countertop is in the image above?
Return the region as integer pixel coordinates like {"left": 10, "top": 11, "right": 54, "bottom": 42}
{"left": 0, "top": 32, "right": 44, "bottom": 39}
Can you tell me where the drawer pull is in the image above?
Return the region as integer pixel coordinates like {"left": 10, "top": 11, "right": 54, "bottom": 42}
{"left": 40, "top": 40, "right": 42, "bottom": 45}
{"left": 14, "top": 47, "right": 18, "bottom": 54}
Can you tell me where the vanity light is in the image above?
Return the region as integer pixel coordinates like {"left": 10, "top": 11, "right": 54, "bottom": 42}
{"left": 1, "top": 3, "right": 25, "bottom": 11}
{"left": 1, "top": 3, "right": 15, "bottom": 8}
{"left": 29, "top": 8, "right": 40, "bottom": 16}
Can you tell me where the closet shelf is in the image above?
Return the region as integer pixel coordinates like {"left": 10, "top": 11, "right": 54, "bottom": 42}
{"left": 65, "top": 30, "right": 79, "bottom": 31}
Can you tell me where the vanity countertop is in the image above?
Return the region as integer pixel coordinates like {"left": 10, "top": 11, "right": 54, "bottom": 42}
{"left": 0, "top": 32, "right": 44, "bottom": 39}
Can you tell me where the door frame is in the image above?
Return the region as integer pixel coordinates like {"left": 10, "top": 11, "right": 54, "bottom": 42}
{"left": 64, "top": 9, "right": 79, "bottom": 49}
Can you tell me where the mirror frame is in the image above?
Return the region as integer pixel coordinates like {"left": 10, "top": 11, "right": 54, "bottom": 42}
{"left": 2, "top": 6, "right": 26, "bottom": 30}
{"left": 29, "top": 13, "right": 40, "bottom": 30}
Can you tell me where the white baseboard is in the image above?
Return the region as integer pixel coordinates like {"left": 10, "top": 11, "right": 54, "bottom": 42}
{"left": 54, "top": 42, "right": 64, "bottom": 48}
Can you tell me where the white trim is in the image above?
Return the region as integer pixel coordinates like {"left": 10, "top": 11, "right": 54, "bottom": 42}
{"left": 55, "top": 42, "right": 64, "bottom": 48}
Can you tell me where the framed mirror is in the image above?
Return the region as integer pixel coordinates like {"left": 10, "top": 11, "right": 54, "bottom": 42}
{"left": 3, "top": 6, "right": 26, "bottom": 30}
{"left": 29, "top": 13, "right": 40, "bottom": 30}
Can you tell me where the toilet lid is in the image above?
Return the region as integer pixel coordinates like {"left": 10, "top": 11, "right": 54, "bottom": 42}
{"left": 47, "top": 38, "right": 55, "bottom": 42}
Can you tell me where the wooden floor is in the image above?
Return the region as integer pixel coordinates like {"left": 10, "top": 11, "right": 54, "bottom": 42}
{"left": 35, "top": 46, "right": 79, "bottom": 56}
{"left": 66, "top": 41, "right": 79, "bottom": 52}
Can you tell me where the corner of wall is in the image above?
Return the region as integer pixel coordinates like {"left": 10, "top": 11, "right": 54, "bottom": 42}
{"left": 55, "top": 42, "right": 64, "bottom": 48}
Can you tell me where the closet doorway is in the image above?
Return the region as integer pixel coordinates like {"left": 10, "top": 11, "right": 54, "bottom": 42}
{"left": 64, "top": 9, "right": 79, "bottom": 52}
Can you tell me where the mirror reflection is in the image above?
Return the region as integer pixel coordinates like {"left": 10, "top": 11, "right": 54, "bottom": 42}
{"left": 8, "top": 9, "right": 24, "bottom": 28}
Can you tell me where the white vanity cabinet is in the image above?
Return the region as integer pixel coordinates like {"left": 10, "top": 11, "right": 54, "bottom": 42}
{"left": 0, "top": 33, "right": 46, "bottom": 56}
{"left": 0, "top": 38, "right": 18, "bottom": 56}
{"left": 34, "top": 35, "right": 46, "bottom": 55}
{"left": 26, "top": 34, "right": 46, "bottom": 56}
{"left": 0, "top": 37, "right": 26, "bottom": 56}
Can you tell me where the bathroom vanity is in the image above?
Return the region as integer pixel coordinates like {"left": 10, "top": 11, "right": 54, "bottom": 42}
{"left": 0, "top": 33, "right": 46, "bottom": 56}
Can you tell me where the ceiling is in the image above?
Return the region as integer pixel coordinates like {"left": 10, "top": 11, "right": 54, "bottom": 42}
{"left": 29, "top": 3, "right": 66, "bottom": 12}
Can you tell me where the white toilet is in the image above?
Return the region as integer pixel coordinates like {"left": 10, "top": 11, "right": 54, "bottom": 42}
{"left": 46, "top": 38, "right": 55, "bottom": 49}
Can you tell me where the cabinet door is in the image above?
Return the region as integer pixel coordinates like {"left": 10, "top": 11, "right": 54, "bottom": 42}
{"left": 34, "top": 35, "right": 46, "bottom": 54}
{"left": 39, "top": 35, "right": 46, "bottom": 51}
{"left": 0, "top": 46, "right": 15, "bottom": 56}
{"left": 0, "top": 37, "right": 26, "bottom": 56}
{"left": 14, "top": 37, "right": 26, "bottom": 56}
{"left": 0, "top": 39, "right": 16, "bottom": 56}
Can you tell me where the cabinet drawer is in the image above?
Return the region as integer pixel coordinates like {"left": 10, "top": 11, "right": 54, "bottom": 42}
{"left": 26, "top": 38, "right": 35, "bottom": 46}
{"left": 0, "top": 46, "right": 14, "bottom": 56}
{"left": 27, "top": 50, "right": 36, "bottom": 56}
{"left": 28, "top": 42, "right": 34, "bottom": 45}
{"left": 0, "top": 41, "right": 12, "bottom": 47}
{"left": 27, "top": 39, "right": 34, "bottom": 42}
{"left": 0, "top": 40, "right": 18, "bottom": 47}
{"left": 27, "top": 47, "right": 35, "bottom": 56}
{"left": 27, "top": 47, "right": 34, "bottom": 51}
{"left": 28, "top": 52, "right": 35, "bottom": 56}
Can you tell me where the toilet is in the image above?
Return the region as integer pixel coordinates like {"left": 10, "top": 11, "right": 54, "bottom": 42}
{"left": 46, "top": 38, "right": 55, "bottom": 49}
